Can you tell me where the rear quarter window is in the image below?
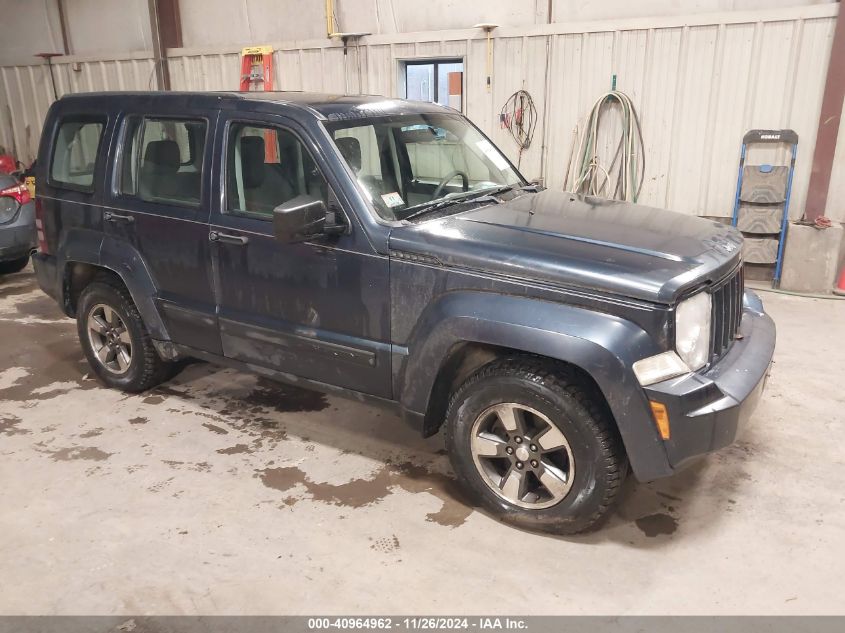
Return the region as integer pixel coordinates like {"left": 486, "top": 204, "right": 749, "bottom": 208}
{"left": 49, "top": 118, "right": 106, "bottom": 191}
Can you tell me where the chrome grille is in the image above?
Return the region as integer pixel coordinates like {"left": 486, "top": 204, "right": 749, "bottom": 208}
{"left": 710, "top": 265, "right": 744, "bottom": 361}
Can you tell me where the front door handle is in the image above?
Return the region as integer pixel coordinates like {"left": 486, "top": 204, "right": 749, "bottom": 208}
{"left": 103, "top": 211, "right": 134, "bottom": 224}
{"left": 209, "top": 230, "right": 249, "bottom": 245}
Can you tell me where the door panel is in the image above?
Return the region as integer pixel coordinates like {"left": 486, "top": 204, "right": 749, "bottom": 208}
{"left": 104, "top": 112, "right": 220, "bottom": 354}
{"left": 210, "top": 116, "right": 391, "bottom": 398}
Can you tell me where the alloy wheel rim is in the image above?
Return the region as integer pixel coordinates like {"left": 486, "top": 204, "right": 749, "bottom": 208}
{"left": 86, "top": 303, "right": 132, "bottom": 375}
{"left": 470, "top": 403, "right": 575, "bottom": 509}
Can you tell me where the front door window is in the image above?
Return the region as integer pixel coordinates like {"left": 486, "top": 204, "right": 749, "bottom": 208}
{"left": 226, "top": 123, "right": 328, "bottom": 219}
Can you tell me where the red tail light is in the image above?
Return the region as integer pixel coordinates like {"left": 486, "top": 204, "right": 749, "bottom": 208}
{"left": 0, "top": 182, "right": 31, "bottom": 205}
{"left": 34, "top": 197, "right": 50, "bottom": 255}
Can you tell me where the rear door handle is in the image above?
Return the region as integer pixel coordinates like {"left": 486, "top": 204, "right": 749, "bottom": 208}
{"left": 209, "top": 230, "right": 249, "bottom": 245}
{"left": 103, "top": 211, "right": 134, "bottom": 224}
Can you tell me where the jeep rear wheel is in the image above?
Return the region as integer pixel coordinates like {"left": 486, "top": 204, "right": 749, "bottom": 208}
{"left": 445, "top": 357, "right": 628, "bottom": 534}
{"left": 76, "top": 277, "right": 175, "bottom": 392}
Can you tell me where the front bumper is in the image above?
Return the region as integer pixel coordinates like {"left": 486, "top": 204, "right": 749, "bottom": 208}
{"left": 643, "top": 290, "right": 775, "bottom": 472}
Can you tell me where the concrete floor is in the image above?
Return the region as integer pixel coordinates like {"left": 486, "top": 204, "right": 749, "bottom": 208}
{"left": 1, "top": 266, "right": 843, "bottom": 615}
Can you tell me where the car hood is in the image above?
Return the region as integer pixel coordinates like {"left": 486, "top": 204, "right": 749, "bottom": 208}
{"left": 388, "top": 189, "right": 743, "bottom": 303}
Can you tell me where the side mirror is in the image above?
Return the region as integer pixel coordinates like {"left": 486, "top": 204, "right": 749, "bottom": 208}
{"left": 273, "top": 194, "right": 347, "bottom": 244}
{"left": 272, "top": 195, "right": 323, "bottom": 243}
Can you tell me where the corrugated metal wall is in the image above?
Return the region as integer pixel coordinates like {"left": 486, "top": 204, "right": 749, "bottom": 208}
{"left": 0, "top": 52, "right": 157, "bottom": 164}
{"left": 0, "top": 4, "right": 840, "bottom": 220}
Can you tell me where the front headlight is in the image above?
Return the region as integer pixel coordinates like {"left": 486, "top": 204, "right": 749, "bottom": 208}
{"left": 675, "top": 291, "right": 712, "bottom": 370}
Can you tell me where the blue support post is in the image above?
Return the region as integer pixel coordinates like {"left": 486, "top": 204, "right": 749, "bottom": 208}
{"left": 731, "top": 144, "right": 747, "bottom": 227}
{"left": 773, "top": 143, "right": 798, "bottom": 287}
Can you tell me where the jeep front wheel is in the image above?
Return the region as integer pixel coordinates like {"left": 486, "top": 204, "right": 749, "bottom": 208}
{"left": 444, "top": 357, "right": 628, "bottom": 534}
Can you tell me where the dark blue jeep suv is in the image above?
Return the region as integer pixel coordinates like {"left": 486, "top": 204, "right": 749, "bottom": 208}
{"left": 32, "top": 91, "right": 775, "bottom": 533}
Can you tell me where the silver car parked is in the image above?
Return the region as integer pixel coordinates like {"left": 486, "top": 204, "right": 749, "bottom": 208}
{"left": 0, "top": 173, "right": 36, "bottom": 274}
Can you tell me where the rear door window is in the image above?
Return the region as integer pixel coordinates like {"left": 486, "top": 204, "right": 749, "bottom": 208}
{"left": 120, "top": 117, "right": 207, "bottom": 207}
{"left": 49, "top": 118, "right": 105, "bottom": 190}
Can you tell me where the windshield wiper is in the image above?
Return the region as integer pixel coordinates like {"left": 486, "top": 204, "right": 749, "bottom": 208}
{"left": 472, "top": 184, "right": 514, "bottom": 198}
{"left": 402, "top": 185, "right": 514, "bottom": 221}
{"left": 402, "top": 197, "right": 464, "bottom": 221}
{"left": 519, "top": 183, "right": 543, "bottom": 193}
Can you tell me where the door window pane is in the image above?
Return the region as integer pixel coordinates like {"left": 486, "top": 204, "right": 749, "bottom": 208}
{"left": 406, "top": 64, "right": 435, "bottom": 102}
{"left": 437, "top": 62, "right": 463, "bottom": 105}
{"left": 227, "top": 123, "right": 328, "bottom": 218}
{"left": 120, "top": 117, "right": 206, "bottom": 207}
{"left": 50, "top": 119, "right": 105, "bottom": 189}
{"left": 403, "top": 59, "right": 463, "bottom": 108}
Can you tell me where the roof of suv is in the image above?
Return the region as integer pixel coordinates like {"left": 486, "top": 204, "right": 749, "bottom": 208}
{"left": 56, "top": 90, "right": 451, "bottom": 121}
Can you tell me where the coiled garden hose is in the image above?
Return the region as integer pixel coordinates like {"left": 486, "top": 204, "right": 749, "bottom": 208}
{"left": 567, "top": 90, "right": 645, "bottom": 202}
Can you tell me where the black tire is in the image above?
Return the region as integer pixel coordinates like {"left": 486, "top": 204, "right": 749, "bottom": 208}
{"left": 76, "top": 276, "right": 174, "bottom": 392}
{"left": 445, "top": 357, "right": 628, "bottom": 534}
{"left": 0, "top": 255, "right": 29, "bottom": 275}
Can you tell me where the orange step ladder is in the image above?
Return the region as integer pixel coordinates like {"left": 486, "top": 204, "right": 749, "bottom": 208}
{"left": 239, "top": 45, "right": 274, "bottom": 91}
{"left": 239, "top": 45, "right": 277, "bottom": 161}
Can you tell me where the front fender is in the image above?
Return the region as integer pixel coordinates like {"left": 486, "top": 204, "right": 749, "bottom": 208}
{"left": 398, "top": 291, "right": 673, "bottom": 481}
{"left": 55, "top": 228, "right": 170, "bottom": 341}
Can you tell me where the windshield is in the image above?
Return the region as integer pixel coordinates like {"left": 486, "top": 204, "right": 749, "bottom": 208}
{"left": 325, "top": 113, "right": 524, "bottom": 221}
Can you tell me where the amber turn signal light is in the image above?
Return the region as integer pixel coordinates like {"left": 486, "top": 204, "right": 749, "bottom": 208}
{"left": 649, "top": 401, "right": 670, "bottom": 440}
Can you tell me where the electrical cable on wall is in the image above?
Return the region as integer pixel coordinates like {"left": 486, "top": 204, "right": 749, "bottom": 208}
{"left": 499, "top": 90, "right": 537, "bottom": 168}
{"left": 567, "top": 90, "right": 645, "bottom": 202}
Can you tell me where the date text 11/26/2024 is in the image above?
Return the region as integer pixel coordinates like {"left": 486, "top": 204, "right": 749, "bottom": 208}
{"left": 307, "top": 618, "right": 528, "bottom": 630}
